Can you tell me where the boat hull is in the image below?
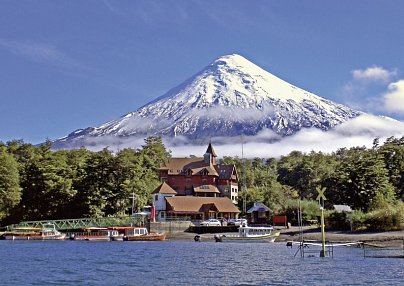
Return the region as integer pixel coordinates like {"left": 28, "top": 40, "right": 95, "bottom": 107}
{"left": 125, "top": 233, "right": 166, "bottom": 241}
{"left": 215, "top": 232, "right": 280, "bottom": 243}
{"left": 4, "top": 234, "right": 66, "bottom": 240}
{"left": 73, "top": 235, "right": 111, "bottom": 241}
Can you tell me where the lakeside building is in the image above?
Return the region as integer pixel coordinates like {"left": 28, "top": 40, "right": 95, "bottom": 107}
{"left": 153, "top": 143, "right": 240, "bottom": 221}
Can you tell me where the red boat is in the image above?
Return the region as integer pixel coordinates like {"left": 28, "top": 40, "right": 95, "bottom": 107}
{"left": 122, "top": 227, "right": 166, "bottom": 241}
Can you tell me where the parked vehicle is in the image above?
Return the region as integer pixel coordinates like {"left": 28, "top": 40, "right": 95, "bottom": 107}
{"left": 227, "top": 218, "right": 248, "bottom": 226}
{"left": 199, "top": 219, "right": 221, "bottom": 226}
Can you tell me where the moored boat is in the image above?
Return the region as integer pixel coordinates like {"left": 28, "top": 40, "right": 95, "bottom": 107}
{"left": 71, "top": 227, "right": 125, "bottom": 241}
{"left": 214, "top": 225, "right": 280, "bottom": 242}
{"left": 72, "top": 227, "right": 111, "bottom": 241}
{"left": 3, "top": 223, "right": 66, "bottom": 240}
{"left": 123, "top": 227, "right": 166, "bottom": 241}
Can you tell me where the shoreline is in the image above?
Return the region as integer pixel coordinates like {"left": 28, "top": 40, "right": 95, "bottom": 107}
{"left": 166, "top": 226, "right": 404, "bottom": 246}
{"left": 277, "top": 227, "right": 404, "bottom": 246}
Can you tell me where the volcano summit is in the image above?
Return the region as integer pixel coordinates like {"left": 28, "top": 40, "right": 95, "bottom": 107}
{"left": 53, "top": 54, "right": 367, "bottom": 150}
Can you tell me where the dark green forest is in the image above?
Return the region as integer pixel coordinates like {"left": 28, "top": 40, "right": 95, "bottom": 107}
{"left": 0, "top": 136, "right": 403, "bottom": 230}
{"left": 0, "top": 137, "right": 170, "bottom": 225}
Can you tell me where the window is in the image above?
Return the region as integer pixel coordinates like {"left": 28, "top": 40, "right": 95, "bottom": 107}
{"left": 155, "top": 194, "right": 158, "bottom": 201}
{"left": 161, "top": 211, "right": 165, "bottom": 219}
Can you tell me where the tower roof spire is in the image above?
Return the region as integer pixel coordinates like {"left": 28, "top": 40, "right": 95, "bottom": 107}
{"left": 205, "top": 142, "right": 217, "bottom": 157}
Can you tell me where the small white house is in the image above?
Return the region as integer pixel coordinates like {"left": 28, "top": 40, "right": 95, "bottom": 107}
{"left": 152, "top": 182, "right": 177, "bottom": 221}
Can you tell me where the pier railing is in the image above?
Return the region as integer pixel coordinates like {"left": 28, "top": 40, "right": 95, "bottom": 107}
{"left": 7, "top": 215, "right": 147, "bottom": 231}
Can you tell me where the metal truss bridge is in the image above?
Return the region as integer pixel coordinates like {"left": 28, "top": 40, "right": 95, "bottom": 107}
{"left": 7, "top": 215, "right": 147, "bottom": 230}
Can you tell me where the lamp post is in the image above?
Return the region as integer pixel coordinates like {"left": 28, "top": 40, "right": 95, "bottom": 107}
{"left": 129, "top": 192, "right": 136, "bottom": 215}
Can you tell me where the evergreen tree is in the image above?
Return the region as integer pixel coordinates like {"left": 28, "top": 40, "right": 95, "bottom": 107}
{"left": 379, "top": 136, "right": 404, "bottom": 200}
{"left": 17, "top": 144, "right": 75, "bottom": 220}
{"left": 75, "top": 148, "right": 115, "bottom": 217}
{"left": 332, "top": 147, "right": 395, "bottom": 211}
{"left": 0, "top": 147, "right": 21, "bottom": 220}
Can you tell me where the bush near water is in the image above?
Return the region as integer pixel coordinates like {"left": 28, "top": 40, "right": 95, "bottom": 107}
{"left": 0, "top": 136, "right": 403, "bottom": 231}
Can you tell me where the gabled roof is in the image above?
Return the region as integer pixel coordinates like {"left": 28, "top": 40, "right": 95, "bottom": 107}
{"left": 160, "top": 157, "right": 219, "bottom": 176}
{"left": 152, "top": 181, "right": 177, "bottom": 195}
{"left": 218, "top": 165, "right": 237, "bottom": 180}
{"left": 193, "top": 185, "right": 220, "bottom": 193}
{"left": 165, "top": 197, "right": 240, "bottom": 213}
{"left": 247, "top": 202, "right": 272, "bottom": 213}
{"left": 160, "top": 157, "right": 202, "bottom": 174}
{"left": 199, "top": 203, "right": 218, "bottom": 212}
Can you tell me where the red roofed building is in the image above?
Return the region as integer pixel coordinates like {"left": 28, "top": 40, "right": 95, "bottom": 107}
{"left": 153, "top": 143, "right": 240, "bottom": 221}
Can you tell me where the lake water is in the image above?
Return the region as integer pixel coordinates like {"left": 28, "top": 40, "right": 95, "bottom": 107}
{"left": 1, "top": 240, "right": 403, "bottom": 285}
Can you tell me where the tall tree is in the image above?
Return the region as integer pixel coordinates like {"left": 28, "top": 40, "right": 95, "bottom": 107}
{"left": 17, "top": 144, "right": 75, "bottom": 220}
{"left": 379, "top": 136, "right": 404, "bottom": 200}
{"left": 75, "top": 148, "right": 115, "bottom": 217}
{"left": 0, "top": 147, "right": 21, "bottom": 220}
{"left": 331, "top": 147, "right": 395, "bottom": 211}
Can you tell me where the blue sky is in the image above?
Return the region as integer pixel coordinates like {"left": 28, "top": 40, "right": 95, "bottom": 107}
{"left": 1, "top": 0, "right": 404, "bottom": 144}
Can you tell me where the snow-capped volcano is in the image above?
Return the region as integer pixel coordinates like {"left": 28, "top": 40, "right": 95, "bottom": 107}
{"left": 54, "top": 54, "right": 363, "bottom": 149}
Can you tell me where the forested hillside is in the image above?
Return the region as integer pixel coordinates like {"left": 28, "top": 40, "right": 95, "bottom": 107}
{"left": 1, "top": 136, "right": 403, "bottom": 230}
{"left": 222, "top": 136, "right": 404, "bottom": 230}
{"left": 0, "top": 137, "right": 169, "bottom": 225}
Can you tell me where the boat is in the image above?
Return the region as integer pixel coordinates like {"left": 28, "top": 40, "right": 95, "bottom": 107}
{"left": 213, "top": 225, "right": 280, "bottom": 242}
{"left": 72, "top": 227, "right": 117, "bottom": 241}
{"left": 3, "top": 223, "right": 66, "bottom": 240}
{"left": 123, "top": 227, "right": 166, "bottom": 241}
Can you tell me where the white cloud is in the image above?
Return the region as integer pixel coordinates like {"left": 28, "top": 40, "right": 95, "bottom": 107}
{"left": 0, "top": 39, "right": 90, "bottom": 71}
{"left": 351, "top": 66, "right": 397, "bottom": 83}
{"left": 59, "top": 114, "right": 404, "bottom": 159}
{"left": 383, "top": 80, "right": 404, "bottom": 114}
{"left": 340, "top": 66, "right": 399, "bottom": 115}
{"left": 167, "top": 114, "right": 404, "bottom": 158}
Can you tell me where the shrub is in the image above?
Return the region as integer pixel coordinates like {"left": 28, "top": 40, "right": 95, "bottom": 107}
{"left": 283, "top": 199, "right": 321, "bottom": 226}
{"left": 326, "top": 211, "right": 351, "bottom": 230}
{"left": 364, "top": 202, "right": 404, "bottom": 231}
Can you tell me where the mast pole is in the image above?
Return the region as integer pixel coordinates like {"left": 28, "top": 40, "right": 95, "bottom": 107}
{"left": 241, "top": 136, "right": 246, "bottom": 214}
{"left": 316, "top": 187, "right": 327, "bottom": 257}
{"left": 320, "top": 204, "right": 326, "bottom": 257}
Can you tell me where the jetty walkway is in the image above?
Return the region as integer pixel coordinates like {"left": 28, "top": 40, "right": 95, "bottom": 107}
{"left": 7, "top": 215, "right": 147, "bottom": 230}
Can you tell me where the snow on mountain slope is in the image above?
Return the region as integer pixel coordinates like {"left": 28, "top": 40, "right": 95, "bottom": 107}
{"left": 54, "top": 54, "right": 362, "bottom": 149}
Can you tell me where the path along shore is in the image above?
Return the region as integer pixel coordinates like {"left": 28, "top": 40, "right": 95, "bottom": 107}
{"left": 277, "top": 226, "right": 404, "bottom": 246}
{"left": 168, "top": 226, "right": 404, "bottom": 247}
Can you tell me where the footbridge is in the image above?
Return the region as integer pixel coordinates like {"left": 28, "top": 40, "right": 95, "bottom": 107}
{"left": 7, "top": 215, "right": 147, "bottom": 230}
